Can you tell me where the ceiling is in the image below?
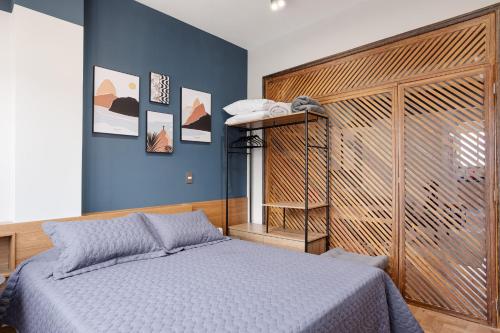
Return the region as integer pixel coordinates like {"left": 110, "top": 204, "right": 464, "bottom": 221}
{"left": 135, "top": 0, "right": 367, "bottom": 49}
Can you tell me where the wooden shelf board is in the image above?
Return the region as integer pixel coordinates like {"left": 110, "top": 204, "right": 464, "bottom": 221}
{"left": 229, "top": 223, "right": 327, "bottom": 243}
{"left": 263, "top": 201, "right": 328, "bottom": 210}
{"left": 227, "top": 111, "right": 327, "bottom": 130}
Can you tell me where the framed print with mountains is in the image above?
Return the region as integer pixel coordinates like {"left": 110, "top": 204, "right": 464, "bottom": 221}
{"left": 146, "top": 111, "right": 173, "bottom": 153}
{"left": 93, "top": 66, "right": 140, "bottom": 136}
{"left": 181, "top": 87, "right": 211, "bottom": 143}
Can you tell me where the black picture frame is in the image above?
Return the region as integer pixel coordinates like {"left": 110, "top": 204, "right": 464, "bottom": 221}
{"left": 146, "top": 110, "right": 174, "bottom": 154}
{"left": 92, "top": 65, "right": 140, "bottom": 137}
{"left": 180, "top": 87, "right": 212, "bottom": 143}
{"left": 149, "top": 72, "right": 170, "bottom": 105}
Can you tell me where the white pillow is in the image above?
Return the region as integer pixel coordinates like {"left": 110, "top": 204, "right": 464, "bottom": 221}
{"left": 225, "top": 111, "right": 269, "bottom": 125}
{"left": 223, "top": 99, "right": 273, "bottom": 116}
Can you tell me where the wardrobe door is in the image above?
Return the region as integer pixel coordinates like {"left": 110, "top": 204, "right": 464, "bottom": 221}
{"left": 326, "top": 89, "right": 398, "bottom": 278}
{"left": 399, "top": 70, "right": 495, "bottom": 322}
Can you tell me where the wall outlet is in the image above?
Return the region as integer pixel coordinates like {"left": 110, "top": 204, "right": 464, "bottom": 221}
{"left": 185, "top": 171, "right": 193, "bottom": 184}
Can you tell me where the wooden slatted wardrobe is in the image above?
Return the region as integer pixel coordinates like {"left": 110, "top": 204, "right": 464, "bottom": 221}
{"left": 263, "top": 6, "right": 499, "bottom": 326}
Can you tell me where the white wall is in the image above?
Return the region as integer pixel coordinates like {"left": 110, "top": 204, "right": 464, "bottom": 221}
{"left": 0, "top": 6, "right": 84, "bottom": 222}
{"left": 247, "top": 0, "right": 498, "bottom": 223}
{"left": 0, "top": 10, "right": 15, "bottom": 223}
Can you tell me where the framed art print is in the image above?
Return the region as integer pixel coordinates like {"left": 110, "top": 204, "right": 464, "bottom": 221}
{"left": 150, "top": 72, "right": 170, "bottom": 105}
{"left": 146, "top": 111, "right": 173, "bottom": 153}
{"left": 93, "top": 66, "right": 139, "bottom": 136}
{"left": 181, "top": 87, "right": 211, "bottom": 143}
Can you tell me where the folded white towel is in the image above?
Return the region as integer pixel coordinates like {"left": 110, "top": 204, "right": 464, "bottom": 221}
{"left": 269, "top": 102, "right": 291, "bottom": 117}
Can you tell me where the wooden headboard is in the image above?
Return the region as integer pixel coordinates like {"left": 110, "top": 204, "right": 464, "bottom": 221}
{"left": 0, "top": 197, "right": 247, "bottom": 268}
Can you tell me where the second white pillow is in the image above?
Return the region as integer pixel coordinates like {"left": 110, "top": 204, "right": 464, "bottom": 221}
{"left": 223, "top": 99, "right": 273, "bottom": 115}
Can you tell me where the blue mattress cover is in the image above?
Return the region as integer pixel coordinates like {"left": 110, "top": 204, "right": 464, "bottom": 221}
{"left": 0, "top": 239, "right": 422, "bottom": 333}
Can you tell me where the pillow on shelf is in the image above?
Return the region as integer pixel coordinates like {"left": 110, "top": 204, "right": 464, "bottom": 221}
{"left": 225, "top": 110, "right": 270, "bottom": 125}
{"left": 223, "top": 99, "right": 273, "bottom": 116}
{"left": 42, "top": 213, "right": 165, "bottom": 279}
{"left": 142, "top": 210, "right": 225, "bottom": 253}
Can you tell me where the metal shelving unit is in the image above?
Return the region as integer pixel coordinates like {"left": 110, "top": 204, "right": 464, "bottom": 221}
{"left": 225, "top": 110, "right": 330, "bottom": 253}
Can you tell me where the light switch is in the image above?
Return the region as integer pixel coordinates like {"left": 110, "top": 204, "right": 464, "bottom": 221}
{"left": 186, "top": 171, "right": 193, "bottom": 184}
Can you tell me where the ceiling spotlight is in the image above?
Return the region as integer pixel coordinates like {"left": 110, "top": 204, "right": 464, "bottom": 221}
{"left": 271, "top": 0, "right": 286, "bottom": 11}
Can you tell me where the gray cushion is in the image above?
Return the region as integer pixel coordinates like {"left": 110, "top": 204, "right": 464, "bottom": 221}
{"left": 43, "top": 213, "right": 165, "bottom": 279}
{"left": 321, "top": 248, "right": 389, "bottom": 270}
{"left": 142, "top": 210, "right": 224, "bottom": 253}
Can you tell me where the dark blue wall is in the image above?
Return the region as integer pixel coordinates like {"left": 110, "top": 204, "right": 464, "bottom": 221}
{"left": 15, "top": 0, "right": 83, "bottom": 25}
{"left": 83, "top": 0, "right": 247, "bottom": 213}
{"left": 0, "top": 0, "right": 13, "bottom": 12}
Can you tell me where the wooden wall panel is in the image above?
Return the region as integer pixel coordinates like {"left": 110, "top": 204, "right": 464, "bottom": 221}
{"left": 0, "top": 197, "right": 247, "bottom": 268}
{"left": 326, "top": 89, "right": 397, "bottom": 278}
{"left": 265, "top": 120, "right": 328, "bottom": 235}
{"left": 263, "top": 11, "right": 497, "bottom": 325}
{"left": 265, "top": 15, "right": 494, "bottom": 102}
{"left": 399, "top": 70, "right": 493, "bottom": 321}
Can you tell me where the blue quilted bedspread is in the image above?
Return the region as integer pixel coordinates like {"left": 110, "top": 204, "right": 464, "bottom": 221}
{"left": 0, "top": 239, "right": 422, "bottom": 333}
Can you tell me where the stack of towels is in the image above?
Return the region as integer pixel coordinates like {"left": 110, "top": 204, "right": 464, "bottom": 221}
{"left": 268, "top": 102, "right": 292, "bottom": 117}
{"left": 223, "top": 96, "right": 324, "bottom": 125}
{"left": 291, "top": 96, "right": 325, "bottom": 114}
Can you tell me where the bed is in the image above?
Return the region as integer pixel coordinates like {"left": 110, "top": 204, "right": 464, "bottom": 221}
{"left": 0, "top": 240, "right": 421, "bottom": 333}
{"left": 0, "top": 211, "right": 422, "bottom": 333}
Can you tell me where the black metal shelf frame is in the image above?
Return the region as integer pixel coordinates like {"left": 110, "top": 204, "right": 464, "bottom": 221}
{"left": 225, "top": 111, "right": 331, "bottom": 253}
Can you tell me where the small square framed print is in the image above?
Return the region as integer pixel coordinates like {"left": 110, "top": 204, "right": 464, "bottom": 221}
{"left": 150, "top": 72, "right": 170, "bottom": 105}
{"left": 146, "top": 111, "right": 173, "bottom": 153}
